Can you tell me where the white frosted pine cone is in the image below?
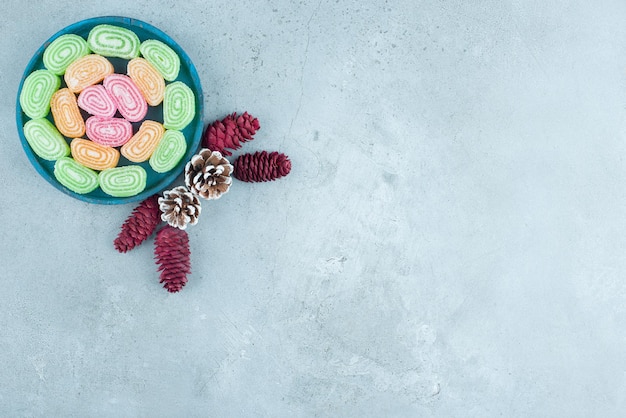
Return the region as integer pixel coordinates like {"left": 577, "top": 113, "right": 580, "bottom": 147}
{"left": 185, "top": 148, "right": 233, "bottom": 200}
{"left": 158, "top": 186, "right": 201, "bottom": 230}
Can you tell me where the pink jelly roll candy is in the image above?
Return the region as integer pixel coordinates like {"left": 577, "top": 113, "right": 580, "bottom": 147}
{"left": 85, "top": 116, "right": 133, "bottom": 147}
{"left": 103, "top": 74, "right": 147, "bottom": 122}
{"left": 77, "top": 84, "right": 118, "bottom": 118}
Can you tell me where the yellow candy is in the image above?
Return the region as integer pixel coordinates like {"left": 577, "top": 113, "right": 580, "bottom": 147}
{"left": 50, "top": 88, "right": 85, "bottom": 138}
{"left": 121, "top": 120, "right": 165, "bottom": 163}
{"left": 70, "top": 138, "right": 120, "bottom": 171}
{"left": 64, "top": 54, "right": 114, "bottom": 93}
{"left": 127, "top": 58, "right": 165, "bottom": 106}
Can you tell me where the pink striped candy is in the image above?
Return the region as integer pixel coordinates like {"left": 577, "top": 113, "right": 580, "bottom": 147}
{"left": 103, "top": 74, "right": 148, "bottom": 122}
{"left": 77, "top": 85, "right": 117, "bottom": 118}
{"left": 85, "top": 116, "right": 133, "bottom": 147}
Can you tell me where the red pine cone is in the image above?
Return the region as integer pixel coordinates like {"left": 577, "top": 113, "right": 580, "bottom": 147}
{"left": 154, "top": 225, "right": 191, "bottom": 293}
{"left": 232, "top": 111, "right": 260, "bottom": 140}
{"left": 233, "top": 151, "right": 292, "bottom": 182}
{"left": 114, "top": 195, "right": 162, "bottom": 253}
{"left": 201, "top": 112, "right": 260, "bottom": 156}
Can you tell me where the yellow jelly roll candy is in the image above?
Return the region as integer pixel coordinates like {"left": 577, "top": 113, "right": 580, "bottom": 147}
{"left": 99, "top": 166, "right": 147, "bottom": 197}
{"left": 50, "top": 88, "right": 85, "bottom": 138}
{"left": 70, "top": 138, "right": 120, "bottom": 171}
{"left": 163, "top": 81, "right": 195, "bottom": 130}
{"left": 121, "top": 120, "right": 164, "bottom": 163}
{"left": 54, "top": 157, "right": 99, "bottom": 194}
{"left": 23, "top": 118, "right": 70, "bottom": 161}
{"left": 87, "top": 24, "right": 140, "bottom": 59}
{"left": 43, "top": 34, "right": 90, "bottom": 75}
{"left": 149, "top": 130, "right": 187, "bottom": 173}
{"left": 139, "top": 39, "right": 180, "bottom": 81}
{"left": 19, "top": 70, "right": 60, "bottom": 119}
{"left": 64, "top": 54, "right": 114, "bottom": 93}
{"left": 127, "top": 57, "right": 165, "bottom": 106}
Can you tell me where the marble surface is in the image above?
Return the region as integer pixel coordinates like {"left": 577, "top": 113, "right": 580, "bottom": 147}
{"left": 1, "top": 0, "right": 626, "bottom": 416}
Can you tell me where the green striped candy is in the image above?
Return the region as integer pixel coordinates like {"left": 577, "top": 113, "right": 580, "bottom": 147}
{"left": 23, "top": 118, "right": 70, "bottom": 161}
{"left": 163, "top": 81, "right": 195, "bottom": 131}
{"left": 140, "top": 39, "right": 180, "bottom": 81}
{"left": 99, "top": 165, "right": 147, "bottom": 197}
{"left": 43, "top": 34, "right": 90, "bottom": 75}
{"left": 54, "top": 157, "right": 99, "bottom": 194}
{"left": 149, "top": 130, "right": 187, "bottom": 173}
{"left": 19, "top": 70, "right": 60, "bottom": 119}
{"left": 87, "top": 24, "right": 140, "bottom": 59}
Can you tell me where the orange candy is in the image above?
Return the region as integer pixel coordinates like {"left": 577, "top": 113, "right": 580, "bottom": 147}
{"left": 127, "top": 57, "right": 165, "bottom": 106}
{"left": 70, "top": 138, "right": 120, "bottom": 171}
{"left": 64, "top": 54, "right": 114, "bottom": 93}
{"left": 50, "top": 88, "right": 85, "bottom": 138}
{"left": 121, "top": 120, "right": 165, "bottom": 162}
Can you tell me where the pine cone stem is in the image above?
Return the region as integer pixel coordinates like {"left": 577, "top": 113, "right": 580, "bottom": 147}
{"left": 114, "top": 195, "right": 161, "bottom": 253}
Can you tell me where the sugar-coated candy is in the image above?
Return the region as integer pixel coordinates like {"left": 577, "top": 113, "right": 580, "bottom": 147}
{"left": 54, "top": 157, "right": 99, "bottom": 194}
{"left": 87, "top": 24, "right": 140, "bottom": 60}
{"left": 20, "top": 70, "right": 60, "bottom": 119}
{"left": 120, "top": 120, "right": 164, "bottom": 163}
{"left": 85, "top": 116, "right": 133, "bottom": 147}
{"left": 139, "top": 39, "right": 180, "bottom": 81}
{"left": 70, "top": 138, "right": 120, "bottom": 171}
{"left": 127, "top": 57, "right": 165, "bottom": 106}
{"left": 23, "top": 118, "right": 70, "bottom": 161}
{"left": 64, "top": 54, "right": 114, "bottom": 93}
{"left": 99, "top": 165, "right": 147, "bottom": 197}
{"left": 163, "top": 81, "right": 195, "bottom": 131}
{"left": 43, "top": 34, "right": 90, "bottom": 75}
{"left": 103, "top": 74, "right": 148, "bottom": 122}
{"left": 50, "top": 88, "right": 85, "bottom": 138}
{"left": 149, "top": 130, "right": 187, "bottom": 173}
{"left": 77, "top": 84, "right": 117, "bottom": 118}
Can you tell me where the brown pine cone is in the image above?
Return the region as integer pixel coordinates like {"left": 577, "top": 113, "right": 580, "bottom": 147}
{"left": 158, "top": 186, "right": 201, "bottom": 230}
{"left": 185, "top": 148, "right": 233, "bottom": 200}
{"left": 233, "top": 151, "right": 291, "bottom": 182}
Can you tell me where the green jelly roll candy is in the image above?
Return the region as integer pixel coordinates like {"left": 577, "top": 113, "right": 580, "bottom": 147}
{"left": 99, "top": 165, "right": 147, "bottom": 197}
{"left": 19, "top": 70, "right": 60, "bottom": 119}
{"left": 87, "top": 24, "right": 140, "bottom": 59}
{"left": 163, "top": 81, "right": 195, "bottom": 131}
{"left": 23, "top": 118, "right": 70, "bottom": 161}
{"left": 139, "top": 39, "right": 180, "bottom": 81}
{"left": 43, "top": 34, "right": 90, "bottom": 75}
{"left": 54, "top": 157, "right": 99, "bottom": 194}
{"left": 149, "top": 130, "right": 187, "bottom": 173}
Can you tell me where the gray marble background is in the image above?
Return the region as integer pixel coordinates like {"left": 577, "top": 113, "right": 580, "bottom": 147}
{"left": 1, "top": 0, "right": 625, "bottom": 416}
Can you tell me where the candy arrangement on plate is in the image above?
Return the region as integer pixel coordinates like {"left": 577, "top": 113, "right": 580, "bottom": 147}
{"left": 16, "top": 17, "right": 203, "bottom": 204}
{"left": 18, "top": 17, "right": 294, "bottom": 294}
